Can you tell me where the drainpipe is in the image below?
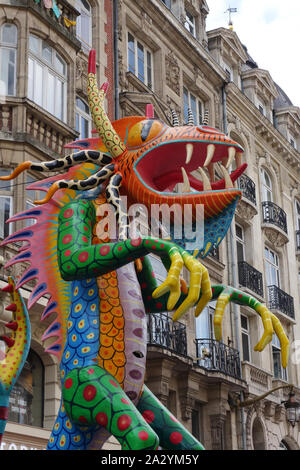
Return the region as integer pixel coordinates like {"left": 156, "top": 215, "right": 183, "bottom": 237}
{"left": 113, "top": 0, "right": 119, "bottom": 120}
{"left": 222, "top": 85, "right": 247, "bottom": 450}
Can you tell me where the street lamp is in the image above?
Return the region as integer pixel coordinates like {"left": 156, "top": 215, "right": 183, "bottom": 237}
{"left": 228, "top": 384, "right": 300, "bottom": 426}
{"left": 283, "top": 391, "right": 300, "bottom": 427}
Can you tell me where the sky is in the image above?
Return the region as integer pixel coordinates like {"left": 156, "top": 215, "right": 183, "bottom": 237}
{"left": 206, "top": 0, "right": 300, "bottom": 107}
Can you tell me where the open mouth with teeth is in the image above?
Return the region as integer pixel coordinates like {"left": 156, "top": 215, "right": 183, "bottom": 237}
{"left": 134, "top": 140, "right": 245, "bottom": 194}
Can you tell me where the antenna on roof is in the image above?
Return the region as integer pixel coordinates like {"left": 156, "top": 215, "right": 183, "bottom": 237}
{"left": 225, "top": 6, "right": 237, "bottom": 30}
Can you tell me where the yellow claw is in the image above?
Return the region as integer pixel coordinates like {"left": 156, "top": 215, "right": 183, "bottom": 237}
{"left": 213, "top": 293, "right": 230, "bottom": 341}
{"left": 172, "top": 252, "right": 202, "bottom": 322}
{"left": 195, "top": 266, "right": 212, "bottom": 317}
{"left": 152, "top": 250, "right": 183, "bottom": 311}
{"left": 270, "top": 312, "right": 289, "bottom": 368}
{"left": 253, "top": 304, "right": 274, "bottom": 352}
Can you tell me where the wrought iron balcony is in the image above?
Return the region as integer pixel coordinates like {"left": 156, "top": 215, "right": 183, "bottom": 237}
{"left": 195, "top": 338, "right": 241, "bottom": 379}
{"left": 262, "top": 201, "right": 288, "bottom": 234}
{"left": 238, "top": 174, "right": 256, "bottom": 205}
{"left": 267, "top": 285, "right": 295, "bottom": 319}
{"left": 147, "top": 313, "right": 187, "bottom": 356}
{"left": 238, "top": 261, "right": 264, "bottom": 297}
{"left": 296, "top": 230, "right": 300, "bottom": 251}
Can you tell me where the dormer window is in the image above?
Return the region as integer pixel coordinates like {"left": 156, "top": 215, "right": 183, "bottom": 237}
{"left": 160, "top": 0, "right": 171, "bottom": 8}
{"left": 257, "top": 100, "right": 266, "bottom": 116}
{"left": 185, "top": 11, "right": 196, "bottom": 37}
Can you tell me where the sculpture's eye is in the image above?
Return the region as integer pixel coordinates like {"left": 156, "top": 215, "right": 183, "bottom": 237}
{"left": 127, "top": 119, "right": 165, "bottom": 148}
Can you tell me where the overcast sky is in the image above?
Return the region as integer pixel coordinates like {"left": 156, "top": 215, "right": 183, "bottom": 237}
{"left": 206, "top": 0, "right": 300, "bottom": 107}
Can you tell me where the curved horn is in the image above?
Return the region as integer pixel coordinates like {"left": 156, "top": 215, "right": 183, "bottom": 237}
{"left": 187, "top": 108, "right": 194, "bottom": 126}
{"left": 88, "top": 50, "right": 125, "bottom": 158}
{"left": 202, "top": 109, "right": 209, "bottom": 126}
{"left": 34, "top": 163, "right": 116, "bottom": 205}
{"left": 171, "top": 109, "right": 179, "bottom": 127}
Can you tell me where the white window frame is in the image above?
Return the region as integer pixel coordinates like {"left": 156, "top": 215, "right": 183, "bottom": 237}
{"left": 272, "top": 334, "right": 288, "bottom": 381}
{"left": 185, "top": 11, "right": 196, "bottom": 37}
{"left": 28, "top": 35, "right": 67, "bottom": 122}
{"left": 295, "top": 200, "right": 300, "bottom": 231}
{"left": 127, "top": 32, "right": 153, "bottom": 90}
{"left": 257, "top": 99, "right": 266, "bottom": 116}
{"left": 0, "top": 23, "right": 18, "bottom": 96}
{"left": 183, "top": 87, "right": 203, "bottom": 125}
{"left": 261, "top": 168, "right": 273, "bottom": 202}
{"left": 241, "top": 314, "right": 251, "bottom": 362}
{"left": 75, "top": 96, "right": 92, "bottom": 140}
{"left": 0, "top": 169, "right": 13, "bottom": 239}
{"left": 265, "top": 246, "right": 280, "bottom": 288}
{"left": 75, "top": 0, "right": 92, "bottom": 52}
{"left": 235, "top": 223, "right": 245, "bottom": 263}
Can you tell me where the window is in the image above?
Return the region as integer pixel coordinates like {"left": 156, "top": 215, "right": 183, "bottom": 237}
{"left": 76, "top": 0, "right": 92, "bottom": 51}
{"left": 195, "top": 303, "right": 216, "bottom": 340}
{"left": 0, "top": 23, "right": 17, "bottom": 96}
{"left": 8, "top": 349, "right": 44, "bottom": 427}
{"left": 185, "top": 11, "right": 196, "bottom": 37}
{"left": 261, "top": 168, "right": 273, "bottom": 202}
{"left": 183, "top": 87, "right": 203, "bottom": 125}
{"left": 28, "top": 35, "right": 67, "bottom": 122}
{"left": 127, "top": 32, "right": 153, "bottom": 89}
{"left": 192, "top": 408, "right": 202, "bottom": 442}
{"left": 265, "top": 246, "right": 280, "bottom": 288}
{"left": 235, "top": 224, "right": 245, "bottom": 263}
{"left": 295, "top": 200, "right": 300, "bottom": 231}
{"left": 272, "top": 334, "right": 287, "bottom": 381}
{"left": 160, "top": 0, "right": 171, "bottom": 8}
{"left": 0, "top": 169, "right": 13, "bottom": 239}
{"left": 257, "top": 100, "right": 266, "bottom": 116}
{"left": 76, "top": 97, "right": 92, "bottom": 139}
{"left": 241, "top": 314, "right": 251, "bottom": 362}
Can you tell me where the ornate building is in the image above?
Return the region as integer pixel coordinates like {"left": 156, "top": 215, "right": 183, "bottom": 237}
{"left": 0, "top": 0, "right": 299, "bottom": 450}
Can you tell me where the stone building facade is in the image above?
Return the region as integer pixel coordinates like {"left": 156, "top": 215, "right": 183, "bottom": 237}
{"left": 0, "top": 0, "right": 300, "bottom": 451}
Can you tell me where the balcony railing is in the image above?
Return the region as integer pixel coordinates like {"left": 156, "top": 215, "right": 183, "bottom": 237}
{"left": 147, "top": 313, "right": 187, "bottom": 356}
{"left": 238, "top": 174, "right": 256, "bottom": 205}
{"left": 195, "top": 338, "right": 241, "bottom": 379}
{"left": 296, "top": 230, "right": 300, "bottom": 250}
{"left": 238, "top": 261, "right": 264, "bottom": 297}
{"left": 262, "top": 201, "right": 288, "bottom": 234}
{"left": 267, "top": 285, "right": 295, "bottom": 319}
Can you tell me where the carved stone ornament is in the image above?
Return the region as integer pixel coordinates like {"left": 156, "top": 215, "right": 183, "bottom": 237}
{"left": 165, "top": 51, "right": 181, "bottom": 96}
{"left": 262, "top": 226, "right": 289, "bottom": 247}
{"left": 209, "top": 414, "right": 226, "bottom": 450}
{"left": 236, "top": 198, "right": 258, "bottom": 221}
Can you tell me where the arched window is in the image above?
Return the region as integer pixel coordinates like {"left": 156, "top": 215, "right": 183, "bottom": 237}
{"left": 0, "top": 23, "right": 18, "bottom": 96}
{"left": 295, "top": 199, "right": 300, "bottom": 231}
{"left": 28, "top": 35, "right": 67, "bottom": 122}
{"left": 75, "top": 96, "right": 92, "bottom": 139}
{"left": 76, "top": 0, "right": 92, "bottom": 51}
{"left": 252, "top": 417, "right": 266, "bottom": 450}
{"left": 8, "top": 349, "right": 44, "bottom": 427}
{"left": 261, "top": 168, "right": 273, "bottom": 202}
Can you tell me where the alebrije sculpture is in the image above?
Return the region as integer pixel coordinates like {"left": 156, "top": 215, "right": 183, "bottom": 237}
{"left": 0, "top": 49, "right": 288, "bottom": 450}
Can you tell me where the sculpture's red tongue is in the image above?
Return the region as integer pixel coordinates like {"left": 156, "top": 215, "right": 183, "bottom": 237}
{"left": 154, "top": 163, "right": 247, "bottom": 192}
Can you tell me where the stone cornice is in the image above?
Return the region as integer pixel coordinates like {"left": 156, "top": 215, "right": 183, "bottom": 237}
{"left": 226, "top": 82, "right": 300, "bottom": 174}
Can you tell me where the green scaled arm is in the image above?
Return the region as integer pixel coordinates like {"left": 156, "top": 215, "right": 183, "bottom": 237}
{"left": 57, "top": 199, "right": 289, "bottom": 368}
{"left": 135, "top": 257, "right": 289, "bottom": 368}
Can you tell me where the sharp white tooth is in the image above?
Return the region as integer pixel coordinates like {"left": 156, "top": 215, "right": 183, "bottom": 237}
{"left": 181, "top": 167, "right": 191, "bottom": 192}
{"left": 218, "top": 163, "right": 233, "bottom": 188}
{"left": 204, "top": 144, "right": 215, "bottom": 167}
{"left": 207, "top": 162, "right": 215, "bottom": 182}
{"left": 195, "top": 167, "right": 212, "bottom": 191}
{"left": 226, "top": 147, "right": 236, "bottom": 169}
{"left": 185, "top": 143, "right": 194, "bottom": 165}
{"left": 235, "top": 153, "right": 242, "bottom": 168}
